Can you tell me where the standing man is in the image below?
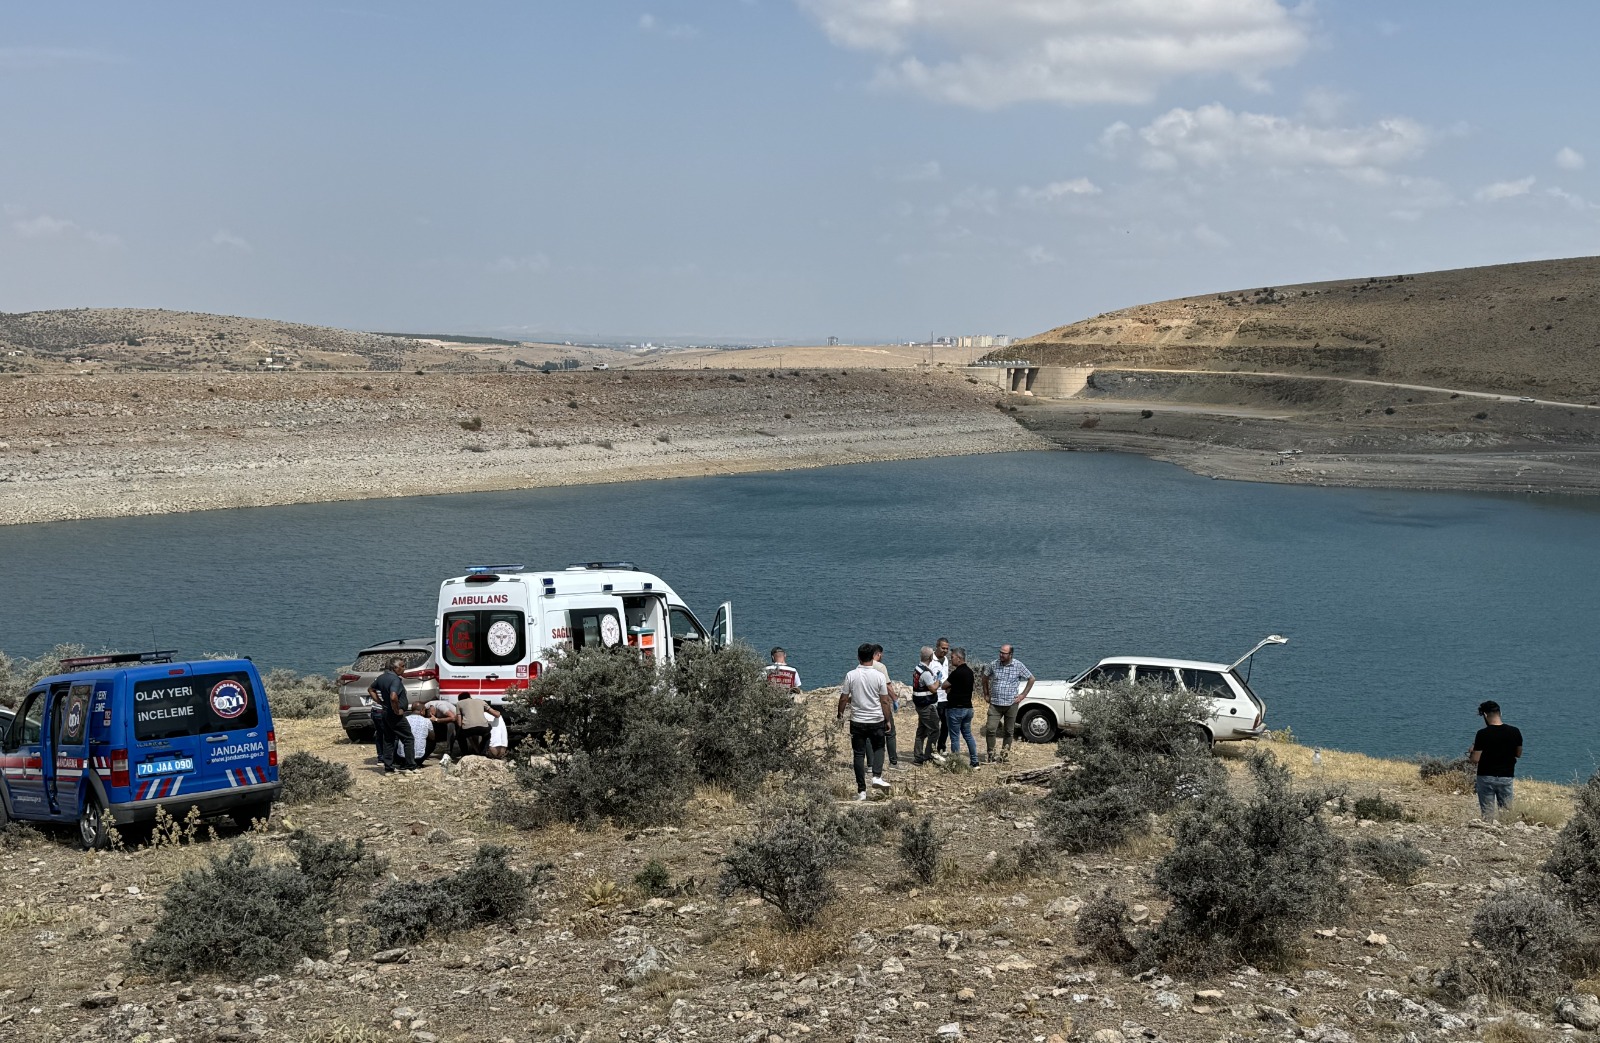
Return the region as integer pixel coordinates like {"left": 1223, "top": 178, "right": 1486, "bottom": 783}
{"left": 369, "top": 656, "right": 418, "bottom": 773}
{"left": 838, "top": 643, "right": 895, "bottom": 800}
{"left": 932, "top": 637, "right": 952, "bottom": 756}
{"left": 765, "top": 647, "right": 802, "bottom": 694}
{"left": 1469, "top": 701, "right": 1523, "bottom": 821}
{"left": 943, "top": 648, "right": 979, "bottom": 769}
{"left": 910, "top": 646, "right": 947, "bottom": 766}
{"left": 870, "top": 644, "right": 906, "bottom": 771}
{"left": 981, "top": 644, "right": 1035, "bottom": 764}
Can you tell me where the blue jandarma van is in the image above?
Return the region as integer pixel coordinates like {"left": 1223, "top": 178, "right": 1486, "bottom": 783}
{"left": 0, "top": 651, "right": 281, "bottom": 848}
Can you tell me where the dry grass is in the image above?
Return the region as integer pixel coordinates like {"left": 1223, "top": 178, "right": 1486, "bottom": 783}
{"left": 741, "top": 918, "right": 857, "bottom": 972}
{"left": 0, "top": 900, "right": 62, "bottom": 930}
{"left": 1508, "top": 791, "right": 1573, "bottom": 829}
{"left": 1481, "top": 1021, "right": 1542, "bottom": 1043}
{"left": 300, "top": 1023, "right": 393, "bottom": 1043}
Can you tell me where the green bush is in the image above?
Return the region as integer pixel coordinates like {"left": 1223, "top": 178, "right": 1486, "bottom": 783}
{"left": 262, "top": 667, "right": 338, "bottom": 719}
{"left": 366, "top": 880, "right": 463, "bottom": 949}
{"left": 362, "top": 844, "right": 539, "bottom": 949}
{"left": 1143, "top": 752, "right": 1346, "bottom": 971}
{"left": 1418, "top": 754, "right": 1475, "bottom": 780}
{"left": 506, "top": 645, "right": 810, "bottom": 828}
{"left": 1350, "top": 794, "right": 1406, "bottom": 822}
{"left": 635, "top": 859, "right": 673, "bottom": 896}
{"left": 1041, "top": 679, "right": 1222, "bottom": 854}
{"left": 898, "top": 816, "right": 943, "bottom": 884}
{"left": 1351, "top": 837, "right": 1429, "bottom": 885}
{"left": 720, "top": 792, "right": 874, "bottom": 929}
{"left": 278, "top": 751, "right": 354, "bottom": 805}
{"left": 451, "top": 844, "right": 540, "bottom": 925}
{"left": 138, "top": 842, "right": 327, "bottom": 977}
{"left": 1543, "top": 770, "right": 1600, "bottom": 916}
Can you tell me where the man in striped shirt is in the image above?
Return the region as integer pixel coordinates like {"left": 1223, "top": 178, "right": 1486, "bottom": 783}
{"left": 981, "top": 644, "right": 1035, "bottom": 764}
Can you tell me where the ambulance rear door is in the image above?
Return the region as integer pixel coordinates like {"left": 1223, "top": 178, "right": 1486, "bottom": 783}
{"left": 440, "top": 599, "right": 533, "bottom": 698}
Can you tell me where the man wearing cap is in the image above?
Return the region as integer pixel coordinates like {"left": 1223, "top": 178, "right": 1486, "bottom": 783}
{"left": 980, "top": 644, "right": 1035, "bottom": 764}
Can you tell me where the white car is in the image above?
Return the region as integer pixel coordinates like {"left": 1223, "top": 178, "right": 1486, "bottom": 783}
{"left": 1015, "top": 636, "right": 1284, "bottom": 746}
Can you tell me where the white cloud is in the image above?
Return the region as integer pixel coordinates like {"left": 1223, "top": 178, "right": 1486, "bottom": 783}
{"left": 12, "top": 212, "right": 121, "bottom": 247}
{"left": 1474, "top": 177, "right": 1535, "bottom": 202}
{"left": 210, "top": 229, "right": 252, "bottom": 253}
{"left": 1023, "top": 244, "right": 1059, "bottom": 264}
{"left": 638, "top": 13, "right": 699, "bottom": 39}
{"left": 1555, "top": 146, "right": 1586, "bottom": 171}
{"left": 1115, "top": 104, "right": 1429, "bottom": 170}
{"left": 486, "top": 254, "right": 552, "bottom": 275}
{"left": 796, "top": 0, "right": 1308, "bottom": 108}
{"left": 1545, "top": 187, "right": 1596, "bottom": 211}
{"left": 1016, "top": 177, "right": 1101, "bottom": 204}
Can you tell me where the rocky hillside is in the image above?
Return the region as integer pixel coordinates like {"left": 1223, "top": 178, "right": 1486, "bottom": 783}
{"left": 0, "top": 308, "right": 478, "bottom": 373}
{"left": 999, "top": 256, "right": 1600, "bottom": 400}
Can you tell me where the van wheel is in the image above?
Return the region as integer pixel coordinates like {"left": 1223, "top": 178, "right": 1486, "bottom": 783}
{"left": 230, "top": 801, "right": 272, "bottom": 831}
{"left": 1018, "top": 708, "right": 1058, "bottom": 744}
{"left": 79, "top": 794, "right": 110, "bottom": 851}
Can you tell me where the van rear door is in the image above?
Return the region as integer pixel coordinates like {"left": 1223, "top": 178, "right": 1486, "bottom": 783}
{"left": 131, "top": 667, "right": 265, "bottom": 800}
{"left": 441, "top": 605, "right": 535, "bottom": 697}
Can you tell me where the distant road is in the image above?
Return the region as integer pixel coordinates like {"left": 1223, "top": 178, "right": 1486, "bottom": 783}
{"left": 1104, "top": 367, "right": 1600, "bottom": 411}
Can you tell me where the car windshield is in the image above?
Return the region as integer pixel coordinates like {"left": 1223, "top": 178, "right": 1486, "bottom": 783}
{"left": 352, "top": 649, "right": 431, "bottom": 672}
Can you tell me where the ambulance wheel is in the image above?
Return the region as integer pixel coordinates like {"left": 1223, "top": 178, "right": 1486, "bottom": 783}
{"left": 231, "top": 801, "right": 272, "bottom": 830}
{"left": 79, "top": 794, "right": 110, "bottom": 851}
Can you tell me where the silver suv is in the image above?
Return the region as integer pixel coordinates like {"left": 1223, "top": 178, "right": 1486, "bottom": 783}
{"left": 337, "top": 639, "right": 439, "bottom": 740}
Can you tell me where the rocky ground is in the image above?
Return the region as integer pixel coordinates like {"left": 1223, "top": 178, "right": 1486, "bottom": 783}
{"left": 0, "top": 698, "right": 1592, "bottom": 1043}
{"left": 0, "top": 369, "right": 1044, "bottom": 525}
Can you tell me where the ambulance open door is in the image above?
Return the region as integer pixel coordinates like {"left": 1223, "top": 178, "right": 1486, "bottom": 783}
{"left": 711, "top": 602, "right": 733, "bottom": 651}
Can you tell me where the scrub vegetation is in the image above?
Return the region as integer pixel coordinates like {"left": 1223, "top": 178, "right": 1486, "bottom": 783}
{"left": 278, "top": 751, "right": 355, "bottom": 804}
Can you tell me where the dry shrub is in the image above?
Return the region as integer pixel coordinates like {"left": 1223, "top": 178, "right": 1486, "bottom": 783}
{"left": 293, "top": 832, "right": 386, "bottom": 902}
{"left": 1511, "top": 791, "right": 1572, "bottom": 830}
{"left": 1041, "top": 679, "right": 1222, "bottom": 854}
{"left": 278, "top": 751, "right": 354, "bottom": 804}
{"left": 898, "top": 816, "right": 943, "bottom": 884}
{"left": 1349, "top": 793, "right": 1406, "bottom": 822}
{"left": 262, "top": 667, "right": 338, "bottom": 719}
{"left": 0, "top": 644, "right": 85, "bottom": 709}
{"left": 1440, "top": 890, "right": 1581, "bottom": 1002}
{"left": 1544, "top": 771, "right": 1600, "bottom": 914}
{"left": 137, "top": 841, "right": 327, "bottom": 977}
{"left": 363, "top": 844, "right": 540, "bottom": 949}
{"left": 1075, "top": 889, "right": 1137, "bottom": 965}
{"left": 1418, "top": 755, "right": 1475, "bottom": 792}
{"left": 720, "top": 790, "right": 878, "bottom": 929}
{"left": 1143, "top": 752, "right": 1345, "bottom": 971}
{"left": 1351, "top": 836, "right": 1429, "bottom": 885}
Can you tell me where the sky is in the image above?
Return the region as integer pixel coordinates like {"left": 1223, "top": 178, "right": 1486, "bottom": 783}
{"left": 3, "top": 1, "right": 1599, "bottom": 343}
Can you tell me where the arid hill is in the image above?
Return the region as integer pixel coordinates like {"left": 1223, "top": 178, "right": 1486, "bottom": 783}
{"left": 998, "top": 256, "right": 1600, "bottom": 400}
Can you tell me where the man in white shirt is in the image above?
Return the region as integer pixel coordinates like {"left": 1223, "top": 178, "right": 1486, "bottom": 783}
{"left": 932, "top": 637, "right": 952, "bottom": 755}
{"left": 404, "top": 708, "right": 434, "bottom": 764}
{"left": 486, "top": 714, "right": 510, "bottom": 760}
{"left": 836, "top": 643, "right": 895, "bottom": 800}
{"left": 911, "top": 646, "right": 947, "bottom": 766}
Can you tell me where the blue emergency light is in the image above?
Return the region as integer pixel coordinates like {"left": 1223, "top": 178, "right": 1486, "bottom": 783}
{"left": 466, "top": 563, "right": 525, "bottom": 574}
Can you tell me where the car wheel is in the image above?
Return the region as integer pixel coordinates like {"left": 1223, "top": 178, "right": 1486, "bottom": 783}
{"left": 230, "top": 800, "right": 273, "bottom": 831}
{"left": 1018, "top": 707, "right": 1058, "bottom": 744}
{"left": 1189, "top": 723, "right": 1214, "bottom": 750}
{"left": 79, "top": 792, "right": 110, "bottom": 851}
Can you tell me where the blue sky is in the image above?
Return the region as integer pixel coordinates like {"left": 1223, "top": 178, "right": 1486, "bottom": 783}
{"left": 3, "top": 1, "right": 1598, "bottom": 342}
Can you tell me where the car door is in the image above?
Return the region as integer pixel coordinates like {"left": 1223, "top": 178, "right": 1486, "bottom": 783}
{"left": 47, "top": 681, "right": 92, "bottom": 817}
{"left": 665, "top": 605, "right": 708, "bottom": 660}
{"left": 1, "top": 688, "right": 49, "bottom": 817}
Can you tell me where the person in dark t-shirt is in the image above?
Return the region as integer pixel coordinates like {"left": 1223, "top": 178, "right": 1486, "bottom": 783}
{"left": 369, "top": 658, "right": 418, "bottom": 773}
{"left": 941, "top": 649, "right": 979, "bottom": 769}
{"left": 1468, "top": 700, "right": 1523, "bottom": 821}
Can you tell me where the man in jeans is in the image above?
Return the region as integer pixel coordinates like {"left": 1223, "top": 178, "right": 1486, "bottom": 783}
{"left": 368, "top": 657, "right": 418, "bottom": 773}
{"left": 1469, "top": 700, "right": 1523, "bottom": 820}
{"left": 932, "top": 637, "right": 952, "bottom": 754}
{"left": 837, "top": 643, "right": 894, "bottom": 800}
{"left": 910, "top": 646, "right": 946, "bottom": 765}
{"left": 943, "top": 648, "right": 979, "bottom": 769}
{"left": 981, "top": 644, "right": 1035, "bottom": 764}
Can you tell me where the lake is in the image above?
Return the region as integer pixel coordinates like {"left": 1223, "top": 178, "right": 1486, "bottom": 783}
{"left": 2, "top": 450, "right": 1595, "bottom": 781}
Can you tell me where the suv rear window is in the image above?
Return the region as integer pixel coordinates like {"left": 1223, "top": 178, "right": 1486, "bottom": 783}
{"left": 133, "top": 670, "right": 261, "bottom": 741}
{"left": 353, "top": 649, "right": 431, "bottom": 672}
{"left": 443, "top": 611, "right": 526, "bottom": 666}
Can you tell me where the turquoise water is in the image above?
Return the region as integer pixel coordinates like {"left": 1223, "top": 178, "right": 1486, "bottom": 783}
{"left": 2, "top": 450, "right": 1596, "bottom": 781}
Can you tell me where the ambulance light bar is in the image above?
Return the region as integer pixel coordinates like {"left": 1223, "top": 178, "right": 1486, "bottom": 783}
{"left": 59, "top": 650, "right": 180, "bottom": 671}
{"left": 568, "top": 561, "right": 639, "bottom": 571}
{"left": 466, "top": 564, "right": 525, "bottom": 574}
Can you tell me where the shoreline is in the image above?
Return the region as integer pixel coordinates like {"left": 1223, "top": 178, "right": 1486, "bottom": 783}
{"left": 0, "top": 369, "right": 1047, "bottom": 526}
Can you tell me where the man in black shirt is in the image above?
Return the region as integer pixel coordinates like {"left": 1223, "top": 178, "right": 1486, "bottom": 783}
{"left": 1469, "top": 700, "right": 1523, "bottom": 821}
{"left": 369, "top": 657, "right": 418, "bottom": 773}
{"left": 942, "top": 648, "right": 980, "bottom": 770}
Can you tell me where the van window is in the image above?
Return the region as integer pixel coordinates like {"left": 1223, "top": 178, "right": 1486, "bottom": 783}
{"left": 668, "top": 608, "right": 705, "bottom": 642}
{"left": 443, "top": 611, "right": 527, "bottom": 666}
{"left": 1179, "top": 668, "right": 1233, "bottom": 698}
{"left": 133, "top": 670, "right": 260, "bottom": 741}
{"left": 569, "top": 609, "right": 623, "bottom": 649}
{"left": 57, "top": 683, "right": 92, "bottom": 745}
{"left": 15, "top": 690, "right": 46, "bottom": 745}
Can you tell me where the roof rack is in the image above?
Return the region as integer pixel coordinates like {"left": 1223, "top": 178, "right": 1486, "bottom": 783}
{"left": 466, "top": 564, "right": 525, "bottom": 574}
{"left": 567, "top": 561, "right": 640, "bottom": 571}
{"left": 58, "top": 650, "right": 180, "bottom": 672}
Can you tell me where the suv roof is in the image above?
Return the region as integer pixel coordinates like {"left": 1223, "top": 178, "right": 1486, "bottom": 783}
{"left": 356, "top": 638, "right": 435, "bottom": 653}
{"left": 1097, "top": 656, "right": 1236, "bottom": 672}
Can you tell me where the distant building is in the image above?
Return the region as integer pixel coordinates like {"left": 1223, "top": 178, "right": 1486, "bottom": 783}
{"left": 951, "top": 334, "right": 1011, "bottom": 349}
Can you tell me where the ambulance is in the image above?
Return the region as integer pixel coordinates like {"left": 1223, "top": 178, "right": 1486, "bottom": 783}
{"left": 434, "top": 562, "right": 733, "bottom": 698}
{"left": 0, "top": 651, "right": 280, "bottom": 849}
